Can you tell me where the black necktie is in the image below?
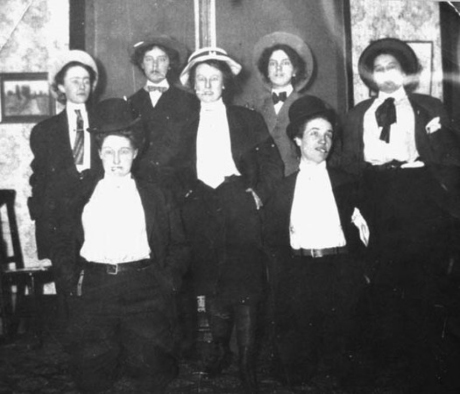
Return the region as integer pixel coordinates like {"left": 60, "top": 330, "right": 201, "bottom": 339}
{"left": 375, "top": 97, "right": 396, "bottom": 143}
{"left": 73, "top": 109, "right": 84, "bottom": 165}
{"left": 272, "top": 91, "right": 287, "bottom": 104}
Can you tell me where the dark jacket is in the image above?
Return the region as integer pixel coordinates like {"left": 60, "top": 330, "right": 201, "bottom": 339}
{"left": 332, "top": 93, "right": 460, "bottom": 217}
{"left": 28, "top": 110, "right": 100, "bottom": 260}
{"left": 51, "top": 170, "right": 190, "bottom": 296}
{"left": 179, "top": 104, "right": 284, "bottom": 299}
{"left": 128, "top": 85, "right": 200, "bottom": 196}
{"left": 177, "top": 104, "right": 284, "bottom": 203}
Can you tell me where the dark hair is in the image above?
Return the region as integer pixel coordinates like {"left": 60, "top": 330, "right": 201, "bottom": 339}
{"left": 289, "top": 113, "right": 336, "bottom": 141}
{"left": 51, "top": 61, "right": 97, "bottom": 104}
{"left": 363, "top": 49, "right": 421, "bottom": 93}
{"left": 188, "top": 59, "right": 236, "bottom": 104}
{"left": 130, "top": 44, "right": 180, "bottom": 82}
{"left": 257, "top": 44, "right": 307, "bottom": 88}
{"left": 94, "top": 128, "right": 144, "bottom": 152}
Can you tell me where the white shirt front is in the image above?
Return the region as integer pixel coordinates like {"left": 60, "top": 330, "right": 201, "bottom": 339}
{"left": 290, "top": 160, "right": 347, "bottom": 250}
{"left": 80, "top": 176, "right": 151, "bottom": 264}
{"left": 363, "top": 87, "right": 419, "bottom": 165}
{"left": 66, "top": 103, "right": 91, "bottom": 172}
{"left": 196, "top": 99, "right": 240, "bottom": 188}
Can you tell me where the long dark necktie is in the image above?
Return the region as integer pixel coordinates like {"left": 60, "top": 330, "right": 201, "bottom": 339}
{"left": 272, "top": 91, "right": 287, "bottom": 104}
{"left": 375, "top": 97, "right": 396, "bottom": 143}
{"left": 73, "top": 109, "right": 84, "bottom": 165}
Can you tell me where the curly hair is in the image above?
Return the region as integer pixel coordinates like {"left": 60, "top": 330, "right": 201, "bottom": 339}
{"left": 130, "top": 43, "right": 181, "bottom": 82}
{"left": 257, "top": 44, "right": 307, "bottom": 88}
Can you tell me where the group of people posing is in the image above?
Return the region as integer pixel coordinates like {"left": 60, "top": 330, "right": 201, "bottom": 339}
{"left": 28, "top": 32, "right": 460, "bottom": 393}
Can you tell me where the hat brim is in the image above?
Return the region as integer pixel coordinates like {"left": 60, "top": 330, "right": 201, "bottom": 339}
{"left": 180, "top": 53, "right": 242, "bottom": 87}
{"left": 253, "top": 31, "right": 314, "bottom": 91}
{"left": 48, "top": 50, "right": 98, "bottom": 98}
{"left": 358, "top": 38, "right": 420, "bottom": 90}
{"left": 131, "top": 35, "right": 188, "bottom": 66}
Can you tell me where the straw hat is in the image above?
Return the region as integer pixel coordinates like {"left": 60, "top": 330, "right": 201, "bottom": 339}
{"left": 48, "top": 50, "right": 98, "bottom": 98}
{"left": 180, "top": 47, "right": 242, "bottom": 86}
{"left": 253, "top": 31, "right": 315, "bottom": 91}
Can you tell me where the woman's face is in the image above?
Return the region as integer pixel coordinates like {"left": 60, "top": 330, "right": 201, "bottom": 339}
{"left": 141, "top": 46, "right": 170, "bottom": 84}
{"left": 373, "top": 53, "right": 406, "bottom": 94}
{"left": 295, "top": 117, "right": 333, "bottom": 164}
{"left": 58, "top": 65, "right": 91, "bottom": 104}
{"left": 267, "top": 49, "right": 295, "bottom": 89}
{"left": 194, "top": 63, "right": 224, "bottom": 103}
{"left": 99, "top": 135, "right": 138, "bottom": 178}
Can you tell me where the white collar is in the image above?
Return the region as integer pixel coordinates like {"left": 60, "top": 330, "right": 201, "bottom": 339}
{"left": 145, "top": 79, "right": 169, "bottom": 90}
{"left": 200, "top": 98, "right": 226, "bottom": 112}
{"left": 377, "top": 86, "right": 407, "bottom": 102}
{"left": 66, "top": 102, "right": 87, "bottom": 113}
{"left": 299, "top": 159, "right": 327, "bottom": 173}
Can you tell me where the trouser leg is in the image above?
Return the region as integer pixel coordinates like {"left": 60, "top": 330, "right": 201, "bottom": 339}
{"left": 204, "top": 297, "right": 233, "bottom": 376}
{"left": 235, "top": 303, "right": 259, "bottom": 394}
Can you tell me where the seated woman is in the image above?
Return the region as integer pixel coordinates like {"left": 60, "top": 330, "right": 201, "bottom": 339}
{"left": 178, "top": 47, "right": 284, "bottom": 394}
{"left": 263, "top": 95, "right": 369, "bottom": 389}
{"left": 52, "top": 98, "right": 189, "bottom": 394}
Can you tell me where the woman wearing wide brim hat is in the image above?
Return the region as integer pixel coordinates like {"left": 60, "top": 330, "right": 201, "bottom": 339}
{"left": 53, "top": 97, "right": 189, "bottom": 394}
{"left": 334, "top": 37, "right": 460, "bottom": 391}
{"left": 251, "top": 31, "right": 320, "bottom": 176}
{"left": 178, "top": 46, "right": 283, "bottom": 394}
{"left": 358, "top": 37, "right": 421, "bottom": 93}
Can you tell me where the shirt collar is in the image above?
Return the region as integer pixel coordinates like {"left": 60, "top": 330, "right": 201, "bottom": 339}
{"left": 377, "top": 86, "right": 407, "bottom": 102}
{"left": 299, "top": 159, "right": 327, "bottom": 173}
{"left": 272, "top": 84, "right": 293, "bottom": 97}
{"left": 200, "top": 98, "right": 226, "bottom": 113}
{"left": 66, "top": 102, "right": 87, "bottom": 113}
{"left": 145, "top": 79, "right": 169, "bottom": 91}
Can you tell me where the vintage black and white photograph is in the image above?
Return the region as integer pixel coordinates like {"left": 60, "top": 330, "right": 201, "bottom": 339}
{"left": 1, "top": 1, "right": 460, "bottom": 394}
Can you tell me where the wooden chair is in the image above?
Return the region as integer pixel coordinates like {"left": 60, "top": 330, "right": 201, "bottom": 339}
{"left": 0, "top": 189, "right": 54, "bottom": 343}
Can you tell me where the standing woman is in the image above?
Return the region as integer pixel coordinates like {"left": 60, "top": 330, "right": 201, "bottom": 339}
{"left": 252, "top": 31, "right": 316, "bottom": 176}
{"left": 52, "top": 98, "right": 189, "bottom": 393}
{"left": 28, "top": 50, "right": 99, "bottom": 319}
{"left": 179, "top": 47, "right": 283, "bottom": 394}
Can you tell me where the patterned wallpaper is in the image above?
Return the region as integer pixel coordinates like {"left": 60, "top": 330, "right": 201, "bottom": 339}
{"left": 0, "top": 0, "right": 69, "bottom": 268}
{"left": 0, "top": 0, "right": 444, "bottom": 270}
{"left": 350, "top": 0, "right": 442, "bottom": 105}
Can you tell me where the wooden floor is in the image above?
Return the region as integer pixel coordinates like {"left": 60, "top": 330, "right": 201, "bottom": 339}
{"left": 0, "top": 297, "right": 458, "bottom": 394}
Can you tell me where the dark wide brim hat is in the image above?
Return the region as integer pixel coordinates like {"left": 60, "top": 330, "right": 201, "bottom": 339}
{"left": 358, "top": 37, "right": 420, "bottom": 90}
{"left": 286, "top": 95, "right": 336, "bottom": 140}
{"left": 48, "top": 50, "right": 99, "bottom": 99}
{"left": 253, "top": 31, "right": 315, "bottom": 91}
{"left": 131, "top": 35, "right": 188, "bottom": 66}
{"left": 89, "top": 98, "right": 141, "bottom": 135}
{"left": 180, "top": 47, "right": 242, "bottom": 87}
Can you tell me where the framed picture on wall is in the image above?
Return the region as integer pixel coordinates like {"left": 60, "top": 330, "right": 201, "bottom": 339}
{"left": 0, "top": 72, "right": 54, "bottom": 123}
{"left": 406, "top": 41, "right": 433, "bottom": 95}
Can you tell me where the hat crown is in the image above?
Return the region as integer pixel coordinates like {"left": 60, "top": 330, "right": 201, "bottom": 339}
{"left": 91, "top": 98, "right": 140, "bottom": 133}
{"left": 289, "top": 95, "right": 330, "bottom": 123}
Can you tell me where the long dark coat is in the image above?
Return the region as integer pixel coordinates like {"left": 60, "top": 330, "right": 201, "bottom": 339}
{"left": 178, "top": 105, "right": 284, "bottom": 300}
